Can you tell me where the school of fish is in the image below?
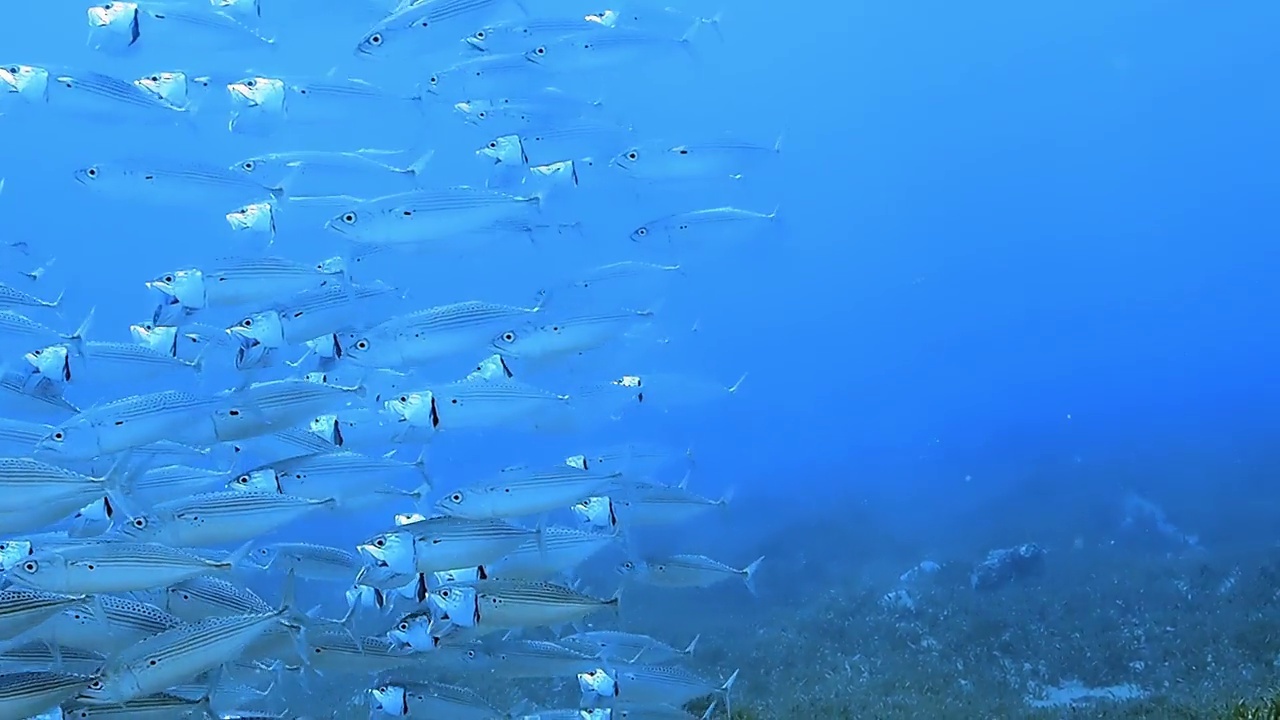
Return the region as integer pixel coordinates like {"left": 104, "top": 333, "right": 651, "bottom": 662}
{"left": 0, "top": 0, "right": 779, "bottom": 717}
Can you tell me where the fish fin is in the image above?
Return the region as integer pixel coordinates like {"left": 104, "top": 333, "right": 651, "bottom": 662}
{"left": 742, "top": 556, "right": 764, "bottom": 596}
{"left": 677, "top": 470, "right": 691, "bottom": 490}
{"left": 773, "top": 130, "right": 785, "bottom": 154}
{"left": 717, "top": 486, "right": 735, "bottom": 512}
{"left": 222, "top": 539, "right": 258, "bottom": 569}
{"left": 699, "top": 699, "right": 719, "bottom": 720}
{"left": 606, "top": 586, "right": 623, "bottom": 618}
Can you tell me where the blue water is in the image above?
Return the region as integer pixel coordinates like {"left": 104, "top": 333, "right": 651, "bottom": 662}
{"left": 2, "top": 1, "right": 1280, "bottom": 716}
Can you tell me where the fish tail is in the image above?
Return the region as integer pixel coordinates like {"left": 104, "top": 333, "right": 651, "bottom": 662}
{"left": 742, "top": 556, "right": 764, "bottom": 596}
{"left": 406, "top": 148, "right": 435, "bottom": 181}
{"left": 727, "top": 372, "right": 748, "bottom": 394}
{"left": 720, "top": 668, "right": 741, "bottom": 718}
{"left": 682, "top": 633, "right": 701, "bottom": 656}
{"left": 605, "top": 586, "right": 623, "bottom": 618}
{"left": 67, "top": 306, "right": 95, "bottom": 357}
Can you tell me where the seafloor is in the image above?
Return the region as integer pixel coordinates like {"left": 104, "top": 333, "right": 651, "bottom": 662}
{"left": 649, "top": 487, "right": 1280, "bottom": 719}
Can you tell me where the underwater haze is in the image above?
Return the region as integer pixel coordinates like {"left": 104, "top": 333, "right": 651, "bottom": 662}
{"left": 1, "top": 1, "right": 1279, "bottom": 718}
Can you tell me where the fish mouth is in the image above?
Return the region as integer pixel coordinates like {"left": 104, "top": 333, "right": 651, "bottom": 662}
{"left": 86, "top": 8, "right": 112, "bottom": 26}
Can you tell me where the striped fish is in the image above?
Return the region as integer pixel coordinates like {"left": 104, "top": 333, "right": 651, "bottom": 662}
{"left": 0, "top": 589, "right": 87, "bottom": 642}
{"left": 0, "top": 671, "right": 91, "bottom": 718}
{"left": 120, "top": 491, "right": 336, "bottom": 547}
{"left": 5, "top": 541, "right": 247, "bottom": 594}
{"left": 432, "top": 579, "right": 620, "bottom": 631}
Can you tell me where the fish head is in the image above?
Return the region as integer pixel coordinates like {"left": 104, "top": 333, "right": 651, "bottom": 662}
{"left": 130, "top": 322, "right": 179, "bottom": 355}
{"left": 384, "top": 391, "right": 436, "bottom": 429}
{"left": 72, "top": 164, "right": 109, "bottom": 188}
{"left": 0, "top": 63, "right": 49, "bottom": 102}
{"left": 118, "top": 511, "right": 163, "bottom": 541}
{"left": 86, "top": 2, "right": 137, "bottom": 29}
{"left": 611, "top": 147, "right": 642, "bottom": 171}
{"left": 433, "top": 487, "right": 482, "bottom": 518}
{"left": 369, "top": 683, "right": 409, "bottom": 715}
{"left": 226, "top": 76, "right": 284, "bottom": 110}
{"left": 308, "top": 414, "right": 341, "bottom": 445}
{"left": 147, "top": 268, "right": 205, "bottom": 309}
{"left": 25, "top": 344, "right": 70, "bottom": 381}
{"left": 214, "top": 0, "right": 260, "bottom": 21}
{"left": 228, "top": 468, "right": 278, "bottom": 493}
{"left": 7, "top": 550, "right": 69, "bottom": 591}
{"left": 0, "top": 538, "right": 33, "bottom": 571}
{"left": 228, "top": 311, "right": 284, "bottom": 348}
{"left": 523, "top": 44, "right": 550, "bottom": 64}
{"left": 225, "top": 201, "right": 275, "bottom": 234}
{"left": 248, "top": 544, "right": 279, "bottom": 569}
{"left": 68, "top": 497, "right": 112, "bottom": 538}
{"left": 615, "top": 558, "right": 646, "bottom": 580}
{"left": 354, "top": 28, "right": 389, "bottom": 56}
{"left": 585, "top": 9, "right": 621, "bottom": 28}
{"left": 75, "top": 670, "right": 136, "bottom": 707}
{"left": 37, "top": 424, "right": 100, "bottom": 460}
{"left": 462, "top": 27, "right": 493, "bottom": 53}
{"left": 477, "top": 134, "right": 524, "bottom": 165}
{"left": 430, "top": 566, "right": 482, "bottom": 585}
{"left": 323, "top": 208, "right": 363, "bottom": 238}
{"left": 358, "top": 530, "right": 415, "bottom": 575}
{"left": 452, "top": 100, "right": 492, "bottom": 126}
{"left": 467, "top": 353, "right": 513, "bottom": 382}
{"left": 572, "top": 496, "right": 616, "bottom": 530}
{"left": 577, "top": 668, "right": 617, "bottom": 698}
{"left": 134, "top": 71, "right": 190, "bottom": 108}
{"left": 628, "top": 224, "right": 652, "bottom": 242}
{"left": 426, "top": 584, "right": 475, "bottom": 626}
{"left": 343, "top": 334, "right": 380, "bottom": 366}
{"left": 387, "top": 612, "right": 433, "bottom": 652}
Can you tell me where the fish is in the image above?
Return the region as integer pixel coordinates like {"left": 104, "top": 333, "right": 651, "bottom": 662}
{"left": 247, "top": 542, "right": 360, "bottom": 582}
{"left": 490, "top": 308, "right": 656, "bottom": 363}
{"left": 618, "top": 554, "right": 765, "bottom": 594}
{"left": 368, "top": 680, "right": 507, "bottom": 718}
{"left": 326, "top": 187, "right": 541, "bottom": 246}
{"left": 147, "top": 256, "right": 344, "bottom": 311}
{"left": 232, "top": 148, "right": 435, "bottom": 197}
{"left": 356, "top": 0, "right": 527, "bottom": 57}
{"left": 430, "top": 579, "right": 620, "bottom": 632}
{"left": 227, "top": 282, "right": 400, "bottom": 350}
{"left": 386, "top": 378, "right": 575, "bottom": 433}
{"left": 435, "top": 465, "right": 621, "bottom": 519}
{"left": 630, "top": 207, "right": 780, "bottom": 245}
{"left": 120, "top": 491, "right": 337, "bottom": 547}
{"left": 25, "top": 340, "right": 202, "bottom": 387}
{"left": 476, "top": 120, "right": 634, "bottom": 167}
{"left": 611, "top": 135, "right": 783, "bottom": 181}
{"left": 6, "top": 541, "right": 248, "bottom": 594}
{"left": 0, "top": 671, "right": 91, "bottom": 719}
{"left": 579, "top": 666, "right": 739, "bottom": 713}
{"left": 37, "top": 390, "right": 221, "bottom": 459}
{"left": 358, "top": 515, "right": 540, "bottom": 575}
{"left": 73, "top": 159, "right": 284, "bottom": 206}
{"left": 346, "top": 300, "right": 543, "bottom": 368}
{"left": 75, "top": 610, "right": 287, "bottom": 705}
{"left": 560, "top": 630, "right": 700, "bottom": 665}
{"left": 0, "top": 589, "right": 89, "bottom": 643}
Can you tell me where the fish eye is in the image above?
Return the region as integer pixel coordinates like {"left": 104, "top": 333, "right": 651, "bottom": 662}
{"left": 374, "top": 537, "right": 386, "bottom": 548}
{"left": 88, "top": 679, "right": 102, "bottom": 690}
{"left": 149, "top": 74, "right": 159, "bottom": 82}
{"left": 467, "top": 649, "right": 476, "bottom": 658}
{"left": 85, "top": 168, "right": 97, "bottom": 178}
{"left": 241, "top": 318, "right": 252, "bottom": 327}
{"left": 242, "top": 161, "right": 255, "bottom": 171}
{"left": 440, "top": 588, "right": 450, "bottom": 597}
{"left": 429, "top": 75, "right": 439, "bottom": 85}
{"left": 236, "top": 475, "right": 250, "bottom": 484}
{"left": 163, "top": 275, "right": 174, "bottom": 283}
{"left": 502, "top": 332, "right": 515, "bottom": 342}
{"left": 31, "top": 349, "right": 41, "bottom": 356}
{"left": 624, "top": 561, "right": 633, "bottom": 569}
{"left": 52, "top": 431, "right": 64, "bottom": 441}
{"left": 342, "top": 212, "right": 357, "bottom": 224}
{"left": 450, "top": 398, "right": 458, "bottom": 404}
{"left": 636, "top": 227, "right": 647, "bottom": 236}
{"left": 627, "top": 151, "right": 638, "bottom": 161}
{"left": 477, "top": 111, "right": 487, "bottom": 119}
{"left": 6, "top": 66, "right": 15, "bottom": 74}
{"left": 534, "top": 46, "right": 546, "bottom": 55}
{"left": 398, "top": 395, "right": 408, "bottom": 403}
{"left": 551, "top": 326, "right": 559, "bottom": 332}
{"left": 245, "top": 79, "right": 256, "bottom": 88}
{"left": 377, "top": 686, "right": 387, "bottom": 693}
{"left": 474, "top": 30, "right": 485, "bottom": 39}
{"left": 398, "top": 622, "right": 408, "bottom": 631}
{"left": 450, "top": 493, "right": 462, "bottom": 503}
{"left": 355, "top": 339, "right": 368, "bottom": 350}
{"left": 22, "top": 561, "right": 37, "bottom": 572}
{"left": 132, "top": 517, "right": 146, "bottom": 528}
{"left": 369, "top": 33, "right": 383, "bottom": 45}
{"left": 488, "top": 141, "right": 497, "bottom": 149}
